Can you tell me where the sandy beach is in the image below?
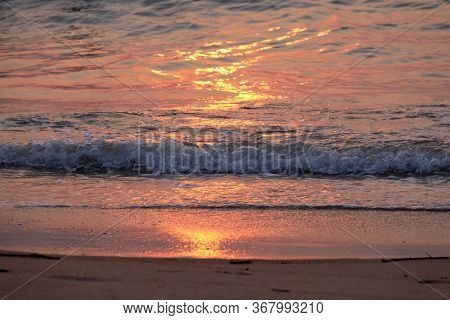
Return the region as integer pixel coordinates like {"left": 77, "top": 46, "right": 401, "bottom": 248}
{"left": 1, "top": 0, "right": 449, "bottom": 309}
{"left": 1, "top": 251, "right": 449, "bottom": 299}
{"left": 1, "top": 207, "right": 449, "bottom": 299}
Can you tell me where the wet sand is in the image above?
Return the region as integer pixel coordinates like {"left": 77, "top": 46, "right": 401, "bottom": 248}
{"left": 1, "top": 207, "right": 449, "bottom": 299}
{"left": 1, "top": 207, "right": 450, "bottom": 260}
{"left": 0, "top": 251, "right": 449, "bottom": 299}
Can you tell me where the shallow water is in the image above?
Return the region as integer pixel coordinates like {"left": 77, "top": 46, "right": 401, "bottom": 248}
{"left": 1, "top": 0, "right": 449, "bottom": 211}
{"left": 0, "top": 170, "right": 449, "bottom": 210}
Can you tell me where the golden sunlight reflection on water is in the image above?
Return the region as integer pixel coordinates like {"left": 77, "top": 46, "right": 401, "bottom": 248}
{"left": 152, "top": 26, "right": 334, "bottom": 109}
{"left": 1, "top": 2, "right": 449, "bottom": 112}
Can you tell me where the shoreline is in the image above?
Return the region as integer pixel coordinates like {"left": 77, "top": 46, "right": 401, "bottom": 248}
{"left": 1, "top": 249, "right": 449, "bottom": 263}
{"left": 1, "top": 250, "right": 449, "bottom": 299}
{"left": 2, "top": 207, "right": 450, "bottom": 260}
{"left": 2, "top": 207, "right": 449, "bottom": 299}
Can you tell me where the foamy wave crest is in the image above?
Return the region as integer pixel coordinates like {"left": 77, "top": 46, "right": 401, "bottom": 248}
{"left": 0, "top": 139, "right": 448, "bottom": 175}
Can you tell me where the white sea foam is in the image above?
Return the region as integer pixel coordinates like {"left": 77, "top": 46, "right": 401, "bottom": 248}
{"left": 0, "top": 139, "right": 448, "bottom": 175}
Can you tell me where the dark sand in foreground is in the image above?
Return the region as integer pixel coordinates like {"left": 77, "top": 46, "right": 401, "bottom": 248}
{"left": 1, "top": 251, "right": 449, "bottom": 299}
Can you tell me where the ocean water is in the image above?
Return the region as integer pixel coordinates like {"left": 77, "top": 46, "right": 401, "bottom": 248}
{"left": 0, "top": 0, "right": 449, "bottom": 213}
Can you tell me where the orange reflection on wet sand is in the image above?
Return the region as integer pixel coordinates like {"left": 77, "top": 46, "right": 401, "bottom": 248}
{"left": 2, "top": 207, "right": 450, "bottom": 260}
{"left": 174, "top": 228, "right": 231, "bottom": 258}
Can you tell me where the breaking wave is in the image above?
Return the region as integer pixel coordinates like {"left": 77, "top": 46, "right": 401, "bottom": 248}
{"left": 0, "top": 139, "right": 449, "bottom": 175}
